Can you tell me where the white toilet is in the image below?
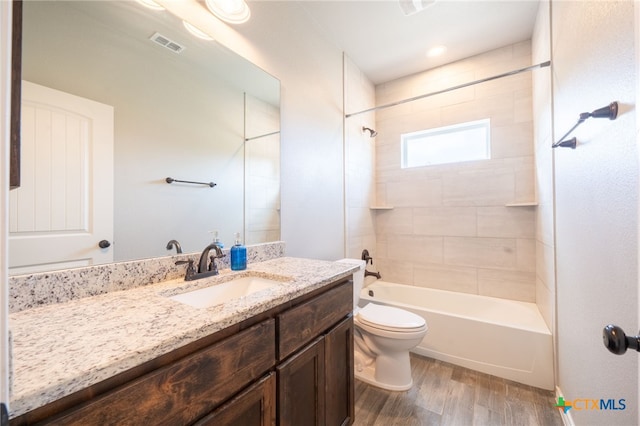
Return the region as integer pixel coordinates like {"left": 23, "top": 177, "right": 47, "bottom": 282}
{"left": 338, "top": 259, "right": 428, "bottom": 391}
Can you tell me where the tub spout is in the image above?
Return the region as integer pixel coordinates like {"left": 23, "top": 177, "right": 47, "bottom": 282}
{"left": 365, "top": 269, "right": 381, "bottom": 279}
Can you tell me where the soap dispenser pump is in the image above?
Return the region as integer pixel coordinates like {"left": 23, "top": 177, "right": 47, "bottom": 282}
{"left": 210, "top": 230, "right": 224, "bottom": 249}
{"left": 230, "top": 232, "right": 247, "bottom": 271}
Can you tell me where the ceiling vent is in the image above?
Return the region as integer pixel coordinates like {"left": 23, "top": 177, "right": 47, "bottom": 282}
{"left": 149, "top": 32, "right": 186, "bottom": 54}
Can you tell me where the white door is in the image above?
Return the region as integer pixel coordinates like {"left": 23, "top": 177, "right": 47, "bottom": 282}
{"left": 9, "top": 81, "right": 113, "bottom": 274}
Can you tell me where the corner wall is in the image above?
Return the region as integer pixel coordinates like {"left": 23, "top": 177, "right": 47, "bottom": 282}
{"left": 552, "top": 1, "right": 638, "bottom": 424}
{"left": 531, "top": 1, "right": 555, "bottom": 336}
{"left": 374, "top": 42, "right": 536, "bottom": 302}
{"left": 344, "top": 55, "right": 376, "bottom": 260}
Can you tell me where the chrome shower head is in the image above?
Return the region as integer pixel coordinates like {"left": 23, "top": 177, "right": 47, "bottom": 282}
{"left": 362, "top": 126, "right": 378, "bottom": 138}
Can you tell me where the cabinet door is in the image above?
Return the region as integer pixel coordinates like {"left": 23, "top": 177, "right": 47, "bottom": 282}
{"left": 195, "top": 372, "right": 276, "bottom": 426}
{"left": 277, "top": 337, "right": 325, "bottom": 426}
{"left": 324, "top": 316, "right": 354, "bottom": 426}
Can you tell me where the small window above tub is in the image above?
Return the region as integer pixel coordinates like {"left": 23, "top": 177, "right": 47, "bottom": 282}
{"left": 401, "top": 119, "right": 490, "bottom": 168}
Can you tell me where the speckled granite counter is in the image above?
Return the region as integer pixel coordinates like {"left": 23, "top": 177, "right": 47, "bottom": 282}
{"left": 8, "top": 257, "right": 358, "bottom": 419}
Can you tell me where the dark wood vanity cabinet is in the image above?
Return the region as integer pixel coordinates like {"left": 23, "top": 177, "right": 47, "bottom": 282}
{"left": 11, "top": 278, "right": 354, "bottom": 426}
{"left": 278, "top": 316, "right": 354, "bottom": 426}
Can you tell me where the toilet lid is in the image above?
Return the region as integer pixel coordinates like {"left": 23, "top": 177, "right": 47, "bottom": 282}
{"left": 357, "top": 303, "right": 426, "bottom": 332}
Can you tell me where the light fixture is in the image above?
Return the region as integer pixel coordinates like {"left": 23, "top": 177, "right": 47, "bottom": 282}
{"left": 426, "top": 45, "right": 446, "bottom": 57}
{"left": 136, "top": 0, "right": 165, "bottom": 11}
{"left": 398, "top": 0, "right": 436, "bottom": 16}
{"left": 183, "top": 21, "right": 214, "bottom": 41}
{"left": 205, "top": 0, "right": 251, "bottom": 24}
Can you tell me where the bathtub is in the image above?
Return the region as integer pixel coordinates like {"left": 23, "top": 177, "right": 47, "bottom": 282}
{"left": 359, "top": 280, "right": 554, "bottom": 390}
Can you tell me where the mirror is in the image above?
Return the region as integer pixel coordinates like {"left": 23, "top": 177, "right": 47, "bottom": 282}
{"left": 10, "top": 1, "right": 280, "bottom": 275}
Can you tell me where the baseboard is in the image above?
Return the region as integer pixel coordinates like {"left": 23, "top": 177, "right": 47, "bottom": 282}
{"left": 555, "top": 386, "right": 575, "bottom": 426}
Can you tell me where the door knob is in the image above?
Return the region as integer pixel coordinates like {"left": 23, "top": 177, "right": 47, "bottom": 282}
{"left": 98, "top": 240, "right": 111, "bottom": 249}
{"left": 602, "top": 324, "right": 640, "bottom": 355}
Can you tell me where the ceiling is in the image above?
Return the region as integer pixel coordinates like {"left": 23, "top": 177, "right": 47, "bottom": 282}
{"left": 267, "top": 0, "right": 541, "bottom": 85}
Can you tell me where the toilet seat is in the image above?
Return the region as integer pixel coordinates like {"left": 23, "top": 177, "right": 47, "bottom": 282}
{"left": 357, "top": 303, "right": 426, "bottom": 333}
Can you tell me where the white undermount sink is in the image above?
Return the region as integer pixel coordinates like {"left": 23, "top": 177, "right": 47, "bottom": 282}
{"left": 168, "top": 276, "right": 285, "bottom": 309}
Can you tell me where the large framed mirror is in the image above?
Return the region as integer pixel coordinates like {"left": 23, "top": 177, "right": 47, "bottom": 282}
{"left": 9, "top": 0, "right": 280, "bottom": 275}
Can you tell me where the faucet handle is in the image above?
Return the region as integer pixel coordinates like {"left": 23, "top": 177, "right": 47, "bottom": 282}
{"left": 175, "top": 259, "right": 196, "bottom": 280}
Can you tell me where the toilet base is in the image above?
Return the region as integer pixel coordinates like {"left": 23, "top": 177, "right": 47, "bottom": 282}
{"left": 354, "top": 363, "right": 413, "bottom": 391}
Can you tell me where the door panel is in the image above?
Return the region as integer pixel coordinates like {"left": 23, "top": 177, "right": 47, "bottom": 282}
{"left": 9, "top": 81, "right": 113, "bottom": 274}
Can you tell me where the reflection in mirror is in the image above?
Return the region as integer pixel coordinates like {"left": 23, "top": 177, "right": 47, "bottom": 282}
{"left": 244, "top": 94, "right": 281, "bottom": 245}
{"left": 9, "top": 1, "right": 280, "bottom": 275}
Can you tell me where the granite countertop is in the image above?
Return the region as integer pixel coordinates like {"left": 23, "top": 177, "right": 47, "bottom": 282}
{"left": 8, "top": 257, "right": 358, "bottom": 419}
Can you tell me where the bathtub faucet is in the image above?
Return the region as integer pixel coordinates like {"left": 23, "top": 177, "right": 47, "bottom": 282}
{"left": 365, "top": 269, "right": 381, "bottom": 279}
{"left": 361, "top": 249, "right": 373, "bottom": 265}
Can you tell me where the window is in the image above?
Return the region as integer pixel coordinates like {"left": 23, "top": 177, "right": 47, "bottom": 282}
{"left": 401, "top": 119, "right": 490, "bottom": 168}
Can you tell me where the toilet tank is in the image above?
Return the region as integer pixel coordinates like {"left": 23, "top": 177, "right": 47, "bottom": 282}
{"left": 336, "top": 258, "right": 366, "bottom": 311}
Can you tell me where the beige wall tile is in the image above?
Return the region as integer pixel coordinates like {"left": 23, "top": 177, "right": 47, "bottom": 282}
{"left": 386, "top": 178, "right": 443, "bottom": 207}
{"left": 516, "top": 238, "right": 536, "bottom": 272}
{"left": 373, "top": 41, "right": 536, "bottom": 303}
{"left": 444, "top": 237, "right": 518, "bottom": 269}
{"left": 535, "top": 277, "right": 555, "bottom": 331}
{"left": 414, "top": 264, "right": 478, "bottom": 294}
{"left": 442, "top": 169, "right": 515, "bottom": 206}
{"left": 375, "top": 207, "right": 413, "bottom": 235}
{"left": 491, "top": 122, "right": 534, "bottom": 159}
{"left": 375, "top": 258, "right": 414, "bottom": 285}
{"left": 478, "top": 269, "right": 536, "bottom": 302}
{"left": 387, "top": 234, "right": 443, "bottom": 264}
{"left": 477, "top": 206, "right": 535, "bottom": 238}
{"left": 413, "top": 206, "right": 477, "bottom": 237}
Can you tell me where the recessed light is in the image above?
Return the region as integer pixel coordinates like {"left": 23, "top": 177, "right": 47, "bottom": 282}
{"left": 136, "top": 0, "right": 165, "bottom": 11}
{"left": 427, "top": 45, "right": 447, "bottom": 57}
{"left": 183, "top": 21, "right": 214, "bottom": 41}
{"left": 205, "top": 0, "right": 251, "bottom": 24}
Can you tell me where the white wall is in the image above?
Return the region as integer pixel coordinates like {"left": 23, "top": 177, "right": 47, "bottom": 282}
{"left": 372, "top": 42, "right": 537, "bottom": 301}
{"left": 227, "top": 2, "right": 347, "bottom": 260}
{"left": 344, "top": 55, "right": 377, "bottom": 260}
{"left": 553, "top": 1, "right": 638, "bottom": 424}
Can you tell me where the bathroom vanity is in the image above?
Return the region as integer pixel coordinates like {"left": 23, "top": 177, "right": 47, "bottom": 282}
{"left": 8, "top": 257, "right": 356, "bottom": 425}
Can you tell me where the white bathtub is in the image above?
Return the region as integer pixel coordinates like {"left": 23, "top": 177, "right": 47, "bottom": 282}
{"left": 359, "top": 280, "right": 554, "bottom": 390}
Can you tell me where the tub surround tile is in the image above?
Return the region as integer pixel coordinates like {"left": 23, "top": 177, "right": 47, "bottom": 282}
{"left": 477, "top": 269, "right": 536, "bottom": 302}
{"left": 413, "top": 206, "right": 477, "bottom": 237}
{"left": 9, "top": 241, "right": 285, "bottom": 314}
{"left": 444, "top": 237, "right": 518, "bottom": 270}
{"left": 414, "top": 264, "right": 479, "bottom": 294}
{"left": 8, "top": 256, "right": 357, "bottom": 419}
{"left": 373, "top": 41, "right": 535, "bottom": 303}
{"left": 477, "top": 206, "right": 535, "bottom": 239}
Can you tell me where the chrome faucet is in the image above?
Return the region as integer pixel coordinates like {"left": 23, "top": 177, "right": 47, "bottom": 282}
{"left": 175, "top": 243, "right": 226, "bottom": 281}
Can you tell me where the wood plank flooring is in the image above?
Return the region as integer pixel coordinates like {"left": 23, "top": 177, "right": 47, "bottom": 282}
{"left": 353, "top": 354, "right": 563, "bottom": 426}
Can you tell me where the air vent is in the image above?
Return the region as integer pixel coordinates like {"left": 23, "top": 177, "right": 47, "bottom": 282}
{"left": 149, "top": 32, "right": 186, "bottom": 54}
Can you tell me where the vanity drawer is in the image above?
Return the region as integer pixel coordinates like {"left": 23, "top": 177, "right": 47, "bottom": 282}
{"left": 48, "top": 319, "right": 276, "bottom": 426}
{"left": 278, "top": 280, "right": 352, "bottom": 360}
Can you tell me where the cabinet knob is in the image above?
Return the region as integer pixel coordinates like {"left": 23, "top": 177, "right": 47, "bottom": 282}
{"left": 98, "top": 240, "right": 111, "bottom": 249}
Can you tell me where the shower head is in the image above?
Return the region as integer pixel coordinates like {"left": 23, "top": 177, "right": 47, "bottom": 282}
{"left": 362, "top": 126, "right": 378, "bottom": 138}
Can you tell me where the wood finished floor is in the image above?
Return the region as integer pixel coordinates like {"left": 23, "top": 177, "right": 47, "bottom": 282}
{"left": 353, "top": 354, "right": 563, "bottom": 426}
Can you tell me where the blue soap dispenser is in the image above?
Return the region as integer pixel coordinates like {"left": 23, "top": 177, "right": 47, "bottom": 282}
{"left": 230, "top": 232, "right": 247, "bottom": 271}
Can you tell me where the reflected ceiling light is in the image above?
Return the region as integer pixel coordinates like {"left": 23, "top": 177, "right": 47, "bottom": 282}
{"left": 183, "top": 21, "right": 214, "bottom": 41}
{"left": 398, "top": 0, "right": 436, "bottom": 16}
{"left": 427, "top": 45, "right": 446, "bottom": 57}
{"left": 205, "top": 0, "right": 251, "bottom": 24}
{"left": 136, "top": 0, "right": 165, "bottom": 11}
